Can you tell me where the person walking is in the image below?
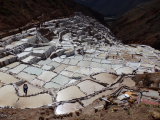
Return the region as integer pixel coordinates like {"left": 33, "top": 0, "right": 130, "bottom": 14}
{"left": 23, "top": 84, "right": 28, "bottom": 95}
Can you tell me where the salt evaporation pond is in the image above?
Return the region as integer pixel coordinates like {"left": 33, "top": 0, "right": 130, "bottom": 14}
{"left": 1, "top": 12, "right": 160, "bottom": 113}
{"left": 116, "top": 67, "right": 133, "bottom": 75}
{"left": 77, "top": 80, "right": 105, "bottom": 95}
{"left": 0, "top": 72, "right": 19, "bottom": 83}
{"left": 56, "top": 86, "right": 86, "bottom": 101}
{"left": 93, "top": 73, "right": 117, "bottom": 85}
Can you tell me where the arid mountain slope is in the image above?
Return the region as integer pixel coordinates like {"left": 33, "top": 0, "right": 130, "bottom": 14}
{"left": 111, "top": 0, "right": 160, "bottom": 49}
{"left": 0, "top": 0, "right": 107, "bottom": 31}
{"left": 74, "top": 0, "right": 151, "bottom": 16}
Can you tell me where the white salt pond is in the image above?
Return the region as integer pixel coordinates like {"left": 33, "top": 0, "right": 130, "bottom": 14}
{"left": 23, "top": 67, "right": 44, "bottom": 76}
{"left": 78, "top": 67, "right": 90, "bottom": 75}
{"left": 56, "top": 86, "right": 86, "bottom": 101}
{"left": 60, "top": 70, "right": 73, "bottom": 77}
{"left": 77, "top": 60, "right": 91, "bottom": 67}
{"left": 0, "top": 85, "right": 19, "bottom": 107}
{"left": 53, "top": 64, "right": 68, "bottom": 73}
{"left": 55, "top": 102, "right": 82, "bottom": 115}
{"left": 116, "top": 67, "right": 133, "bottom": 75}
{"left": 44, "top": 82, "right": 62, "bottom": 89}
{"left": 0, "top": 72, "right": 19, "bottom": 83}
{"left": 15, "top": 94, "right": 52, "bottom": 108}
{"left": 38, "top": 71, "right": 57, "bottom": 82}
{"left": 17, "top": 72, "right": 36, "bottom": 82}
{"left": 93, "top": 73, "right": 117, "bottom": 85}
{"left": 31, "top": 79, "right": 45, "bottom": 87}
{"left": 9, "top": 64, "right": 28, "bottom": 74}
{"left": 18, "top": 83, "right": 43, "bottom": 95}
{"left": 5, "top": 62, "right": 20, "bottom": 69}
{"left": 51, "top": 75, "right": 70, "bottom": 85}
{"left": 77, "top": 80, "right": 105, "bottom": 95}
{"left": 65, "top": 66, "right": 80, "bottom": 72}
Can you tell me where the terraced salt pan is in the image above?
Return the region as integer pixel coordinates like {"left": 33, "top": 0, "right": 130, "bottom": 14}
{"left": 0, "top": 72, "right": 19, "bottom": 83}
{"left": 41, "top": 65, "right": 55, "bottom": 71}
{"left": 37, "top": 59, "right": 52, "bottom": 65}
{"left": 55, "top": 102, "right": 82, "bottom": 115}
{"left": 127, "top": 62, "right": 140, "bottom": 68}
{"left": 18, "top": 83, "right": 43, "bottom": 95}
{"left": 15, "top": 94, "right": 52, "bottom": 108}
{"left": 137, "top": 56, "right": 151, "bottom": 64}
{"left": 23, "top": 67, "right": 44, "bottom": 76}
{"left": 52, "top": 57, "right": 64, "bottom": 63}
{"left": 96, "top": 54, "right": 106, "bottom": 59}
{"left": 17, "top": 72, "right": 36, "bottom": 82}
{"left": 83, "top": 57, "right": 92, "bottom": 61}
{"left": 65, "top": 66, "right": 80, "bottom": 72}
{"left": 74, "top": 55, "right": 83, "bottom": 60}
{"left": 101, "top": 60, "right": 111, "bottom": 64}
{"left": 9, "top": 64, "right": 28, "bottom": 74}
{"left": 44, "top": 82, "right": 62, "bottom": 89}
{"left": 52, "top": 75, "right": 70, "bottom": 85}
{"left": 66, "top": 79, "right": 77, "bottom": 85}
{"left": 90, "top": 68, "right": 102, "bottom": 74}
{"left": 68, "top": 59, "right": 79, "bottom": 65}
{"left": 31, "top": 79, "right": 45, "bottom": 87}
{"left": 116, "top": 67, "right": 133, "bottom": 75}
{"left": 92, "top": 58, "right": 102, "bottom": 63}
{"left": 62, "top": 59, "right": 70, "bottom": 64}
{"left": 102, "top": 64, "right": 112, "bottom": 69}
{"left": 0, "top": 85, "right": 19, "bottom": 107}
{"left": 5, "top": 62, "right": 20, "bottom": 69}
{"left": 82, "top": 90, "right": 112, "bottom": 107}
{"left": 72, "top": 73, "right": 86, "bottom": 77}
{"left": 32, "top": 64, "right": 41, "bottom": 68}
{"left": 77, "top": 80, "right": 105, "bottom": 95}
{"left": 38, "top": 71, "right": 57, "bottom": 82}
{"left": 93, "top": 73, "right": 117, "bottom": 85}
{"left": 0, "top": 67, "right": 8, "bottom": 71}
{"left": 121, "top": 78, "right": 135, "bottom": 87}
{"left": 5, "top": 41, "right": 25, "bottom": 49}
{"left": 78, "top": 67, "right": 90, "bottom": 75}
{"left": 48, "top": 61, "right": 60, "bottom": 68}
{"left": 56, "top": 86, "right": 86, "bottom": 101}
{"left": 21, "top": 56, "right": 36, "bottom": 63}
{"left": 17, "top": 52, "right": 31, "bottom": 60}
{"left": 24, "top": 47, "right": 33, "bottom": 52}
{"left": 53, "top": 64, "right": 68, "bottom": 73}
{"left": 90, "top": 62, "right": 101, "bottom": 68}
{"left": 77, "top": 61, "right": 90, "bottom": 67}
{"left": 60, "top": 71, "right": 73, "bottom": 77}
{"left": 141, "top": 63, "right": 154, "bottom": 68}
{"left": 112, "top": 65, "right": 122, "bottom": 70}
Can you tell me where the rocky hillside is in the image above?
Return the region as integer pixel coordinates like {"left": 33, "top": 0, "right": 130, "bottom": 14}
{"left": 0, "top": 0, "right": 106, "bottom": 31}
{"left": 111, "top": 0, "right": 160, "bottom": 49}
{"left": 74, "top": 0, "right": 151, "bottom": 16}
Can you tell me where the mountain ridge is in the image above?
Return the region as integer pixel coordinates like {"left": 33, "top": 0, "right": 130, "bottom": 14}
{"left": 111, "top": 0, "right": 160, "bottom": 49}
{"left": 0, "top": 0, "right": 107, "bottom": 32}
{"left": 74, "top": 0, "right": 151, "bottom": 16}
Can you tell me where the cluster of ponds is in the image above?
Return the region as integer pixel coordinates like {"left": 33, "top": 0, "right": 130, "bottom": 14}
{"left": 0, "top": 13, "right": 160, "bottom": 115}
